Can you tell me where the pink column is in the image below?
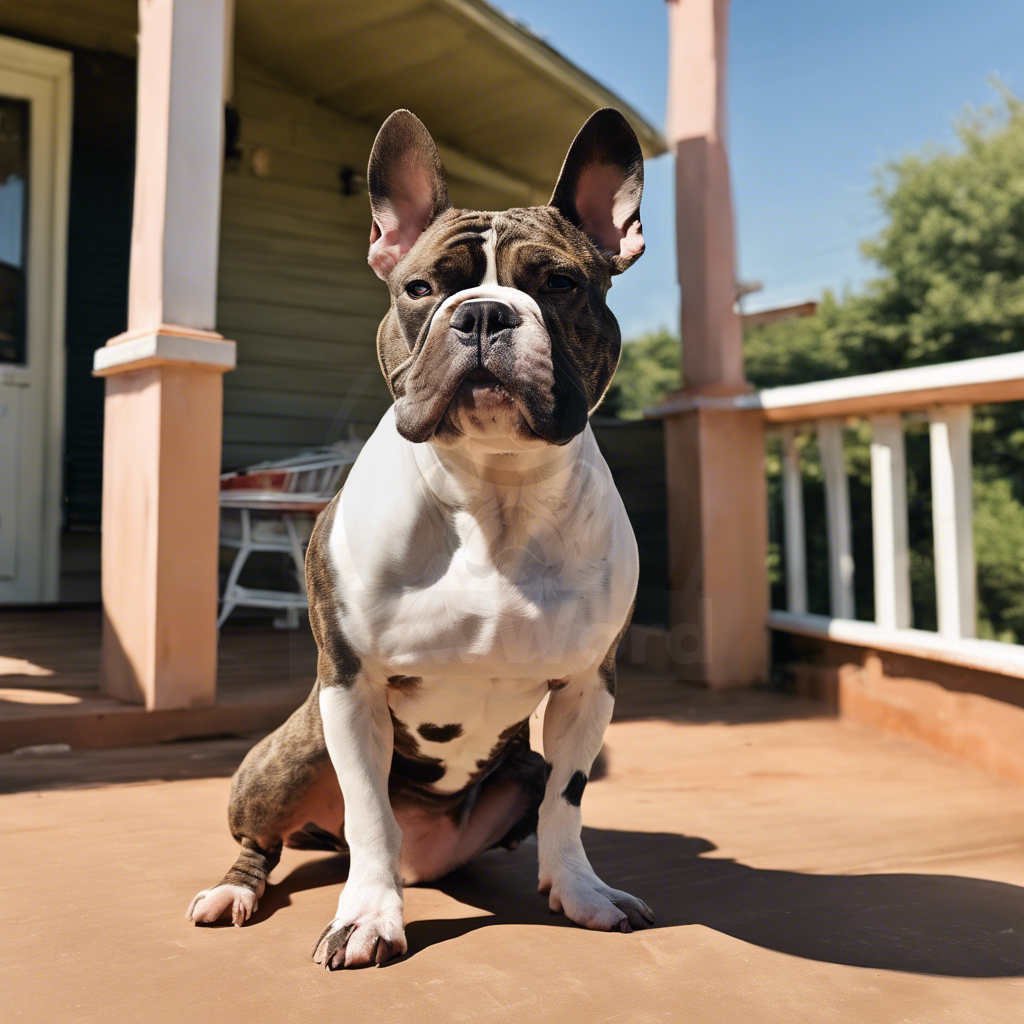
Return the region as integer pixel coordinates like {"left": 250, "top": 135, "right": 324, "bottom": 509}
{"left": 93, "top": 0, "right": 236, "bottom": 709}
{"left": 667, "top": 0, "right": 746, "bottom": 392}
{"left": 658, "top": 0, "right": 768, "bottom": 687}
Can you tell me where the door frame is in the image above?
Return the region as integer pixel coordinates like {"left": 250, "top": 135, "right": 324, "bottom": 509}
{"left": 0, "top": 35, "right": 71, "bottom": 603}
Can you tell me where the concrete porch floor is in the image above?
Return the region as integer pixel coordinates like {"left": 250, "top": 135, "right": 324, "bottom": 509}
{"left": 4, "top": 677, "right": 1024, "bottom": 1023}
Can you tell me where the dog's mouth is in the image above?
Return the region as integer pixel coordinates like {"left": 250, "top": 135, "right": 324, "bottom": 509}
{"left": 440, "top": 364, "right": 554, "bottom": 443}
{"left": 462, "top": 366, "right": 509, "bottom": 393}
{"left": 455, "top": 366, "right": 515, "bottom": 401}
{"left": 393, "top": 327, "right": 570, "bottom": 446}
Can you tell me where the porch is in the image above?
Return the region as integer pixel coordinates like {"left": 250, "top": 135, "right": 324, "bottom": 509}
{"left": 0, "top": 607, "right": 315, "bottom": 752}
{"left": 1, "top": 0, "right": 1022, "bottom": 790}
{"left": 4, "top": 678, "right": 1024, "bottom": 1023}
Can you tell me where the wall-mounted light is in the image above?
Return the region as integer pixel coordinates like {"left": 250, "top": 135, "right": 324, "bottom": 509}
{"left": 339, "top": 166, "right": 366, "bottom": 197}
{"left": 252, "top": 148, "right": 272, "bottom": 178}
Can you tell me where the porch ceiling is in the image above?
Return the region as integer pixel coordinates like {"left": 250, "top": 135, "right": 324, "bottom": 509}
{"left": 234, "top": 0, "right": 666, "bottom": 194}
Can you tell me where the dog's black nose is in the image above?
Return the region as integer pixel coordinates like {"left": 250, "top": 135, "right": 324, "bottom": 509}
{"left": 450, "top": 299, "right": 520, "bottom": 344}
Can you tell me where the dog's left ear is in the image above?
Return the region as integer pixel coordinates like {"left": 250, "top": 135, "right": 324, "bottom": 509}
{"left": 367, "top": 110, "right": 451, "bottom": 281}
{"left": 550, "top": 108, "right": 645, "bottom": 274}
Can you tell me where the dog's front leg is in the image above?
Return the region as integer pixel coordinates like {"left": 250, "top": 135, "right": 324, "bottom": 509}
{"left": 537, "top": 670, "right": 655, "bottom": 933}
{"left": 312, "top": 678, "right": 406, "bottom": 968}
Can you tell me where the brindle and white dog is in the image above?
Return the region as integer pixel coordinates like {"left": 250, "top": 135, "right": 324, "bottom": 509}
{"left": 187, "top": 108, "right": 653, "bottom": 967}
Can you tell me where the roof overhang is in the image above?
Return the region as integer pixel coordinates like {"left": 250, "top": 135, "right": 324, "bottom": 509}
{"left": 235, "top": 0, "right": 667, "bottom": 199}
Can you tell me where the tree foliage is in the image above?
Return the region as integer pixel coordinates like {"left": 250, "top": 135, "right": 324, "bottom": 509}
{"left": 602, "top": 328, "right": 680, "bottom": 419}
{"left": 611, "top": 93, "right": 1024, "bottom": 638}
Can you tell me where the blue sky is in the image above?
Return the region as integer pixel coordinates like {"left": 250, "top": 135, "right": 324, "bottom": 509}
{"left": 497, "top": 0, "right": 1024, "bottom": 338}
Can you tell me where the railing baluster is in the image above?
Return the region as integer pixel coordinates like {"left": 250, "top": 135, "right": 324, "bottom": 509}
{"left": 780, "top": 426, "right": 807, "bottom": 613}
{"left": 870, "top": 413, "right": 912, "bottom": 629}
{"left": 817, "top": 419, "right": 855, "bottom": 619}
{"left": 929, "top": 404, "right": 976, "bottom": 638}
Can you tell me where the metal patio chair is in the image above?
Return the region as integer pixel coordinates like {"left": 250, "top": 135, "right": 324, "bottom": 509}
{"left": 217, "top": 442, "right": 362, "bottom": 629}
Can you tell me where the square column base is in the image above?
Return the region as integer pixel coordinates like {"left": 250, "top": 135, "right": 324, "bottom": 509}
{"left": 662, "top": 405, "right": 769, "bottom": 688}
{"left": 96, "top": 329, "right": 235, "bottom": 710}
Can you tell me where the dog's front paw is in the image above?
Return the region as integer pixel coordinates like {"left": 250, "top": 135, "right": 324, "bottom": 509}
{"left": 540, "top": 871, "right": 655, "bottom": 933}
{"left": 311, "top": 888, "right": 407, "bottom": 969}
{"left": 186, "top": 884, "right": 259, "bottom": 927}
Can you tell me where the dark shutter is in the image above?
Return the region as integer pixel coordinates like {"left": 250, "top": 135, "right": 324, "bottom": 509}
{"left": 62, "top": 50, "right": 135, "bottom": 528}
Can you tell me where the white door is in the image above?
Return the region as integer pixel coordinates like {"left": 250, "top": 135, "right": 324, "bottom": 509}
{"left": 0, "top": 38, "right": 70, "bottom": 604}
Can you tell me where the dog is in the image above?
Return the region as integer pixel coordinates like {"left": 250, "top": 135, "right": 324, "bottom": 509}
{"left": 187, "top": 107, "right": 652, "bottom": 968}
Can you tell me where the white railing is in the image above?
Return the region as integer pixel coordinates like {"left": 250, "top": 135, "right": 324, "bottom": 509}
{"left": 776, "top": 403, "right": 974, "bottom": 639}
{"left": 677, "top": 350, "right": 1024, "bottom": 676}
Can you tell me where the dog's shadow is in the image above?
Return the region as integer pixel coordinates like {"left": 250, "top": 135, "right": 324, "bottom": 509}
{"left": 250, "top": 826, "right": 1024, "bottom": 978}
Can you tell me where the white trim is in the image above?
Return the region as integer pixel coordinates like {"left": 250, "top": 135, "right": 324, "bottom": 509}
{"left": 780, "top": 426, "right": 807, "bottom": 614}
{"left": 647, "top": 350, "right": 1024, "bottom": 418}
{"left": 0, "top": 36, "right": 72, "bottom": 604}
{"left": 816, "top": 420, "right": 855, "bottom": 619}
{"left": 768, "top": 610, "right": 1024, "bottom": 681}
{"left": 756, "top": 353, "right": 1024, "bottom": 413}
{"left": 869, "top": 413, "right": 912, "bottom": 630}
{"left": 222, "top": 0, "right": 235, "bottom": 102}
{"left": 929, "top": 405, "right": 976, "bottom": 639}
{"left": 43, "top": 48, "right": 72, "bottom": 603}
{"left": 0, "top": 36, "right": 73, "bottom": 77}
{"left": 93, "top": 332, "right": 237, "bottom": 375}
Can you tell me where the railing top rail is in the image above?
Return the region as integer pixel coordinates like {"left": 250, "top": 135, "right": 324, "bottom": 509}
{"left": 646, "top": 350, "right": 1024, "bottom": 423}
{"left": 769, "top": 610, "right": 1024, "bottom": 681}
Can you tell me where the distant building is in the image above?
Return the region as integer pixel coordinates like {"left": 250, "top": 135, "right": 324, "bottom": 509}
{"left": 741, "top": 301, "right": 818, "bottom": 328}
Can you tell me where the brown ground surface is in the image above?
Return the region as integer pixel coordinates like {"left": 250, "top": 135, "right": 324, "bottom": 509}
{"left": 4, "top": 674, "right": 1024, "bottom": 1024}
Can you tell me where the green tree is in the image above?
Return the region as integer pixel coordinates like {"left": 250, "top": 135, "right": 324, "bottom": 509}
{"left": 746, "top": 93, "right": 1024, "bottom": 380}
{"left": 602, "top": 328, "right": 680, "bottom": 419}
{"left": 610, "top": 93, "right": 1024, "bottom": 638}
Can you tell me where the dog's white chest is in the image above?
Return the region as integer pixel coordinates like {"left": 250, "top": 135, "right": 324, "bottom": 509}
{"left": 386, "top": 674, "right": 547, "bottom": 793}
{"left": 329, "top": 409, "right": 638, "bottom": 705}
{"left": 375, "top": 529, "right": 618, "bottom": 679}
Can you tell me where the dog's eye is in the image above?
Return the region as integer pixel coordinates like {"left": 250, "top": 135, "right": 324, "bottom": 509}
{"left": 405, "top": 280, "right": 432, "bottom": 298}
{"left": 544, "top": 273, "right": 577, "bottom": 293}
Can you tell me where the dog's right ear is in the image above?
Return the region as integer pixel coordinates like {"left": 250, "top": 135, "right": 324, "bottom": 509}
{"left": 366, "top": 110, "right": 451, "bottom": 281}
{"left": 550, "top": 108, "right": 645, "bottom": 275}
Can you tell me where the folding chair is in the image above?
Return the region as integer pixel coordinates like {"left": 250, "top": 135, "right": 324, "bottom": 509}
{"left": 217, "top": 442, "right": 362, "bottom": 629}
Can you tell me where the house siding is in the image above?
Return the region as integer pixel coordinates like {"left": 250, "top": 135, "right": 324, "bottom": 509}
{"left": 218, "top": 57, "right": 530, "bottom": 470}
{"left": 0, "top": 0, "right": 136, "bottom": 60}
{"left": 0, "top": 20, "right": 564, "bottom": 602}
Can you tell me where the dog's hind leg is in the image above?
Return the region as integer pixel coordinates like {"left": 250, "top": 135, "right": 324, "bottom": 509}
{"left": 186, "top": 837, "right": 282, "bottom": 926}
{"left": 398, "top": 739, "right": 547, "bottom": 884}
{"left": 187, "top": 688, "right": 334, "bottom": 926}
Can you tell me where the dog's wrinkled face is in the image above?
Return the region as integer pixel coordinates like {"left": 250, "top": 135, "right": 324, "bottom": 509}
{"left": 365, "top": 108, "right": 646, "bottom": 448}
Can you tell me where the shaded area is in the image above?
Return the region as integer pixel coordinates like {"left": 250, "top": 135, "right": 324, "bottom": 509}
{"left": 0, "top": 608, "right": 318, "bottom": 755}
{"left": 248, "top": 827, "right": 1024, "bottom": 978}
{"left": 611, "top": 671, "right": 832, "bottom": 725}
{"left": 0, "top": 608, "right": 318, "bottom": 693}
{"left": 591, "top": 417, "right": 668, "bottom": 626}
{"left": 0, "top": 675, "right": 826, "bottom": 794}
{"left": 0, "top": 734, "right": 253, "bottom": 795}
{"left": 0, "top": 609, "right": 830, "bottom": 764}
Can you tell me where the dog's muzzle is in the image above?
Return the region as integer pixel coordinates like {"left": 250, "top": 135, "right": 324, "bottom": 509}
{"left": 449, "top": 299, "right": 521, "bottom": 365}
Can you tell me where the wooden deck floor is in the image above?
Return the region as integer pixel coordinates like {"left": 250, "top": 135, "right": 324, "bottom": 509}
{"left": 4, "top": 684, "right": 1024, "bottom": 1022}
{"left": 0, "top": 607, "right": 317, "bottom": 751}
{"left": 0, "top": 607, "right": 813, "bottom": 752}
